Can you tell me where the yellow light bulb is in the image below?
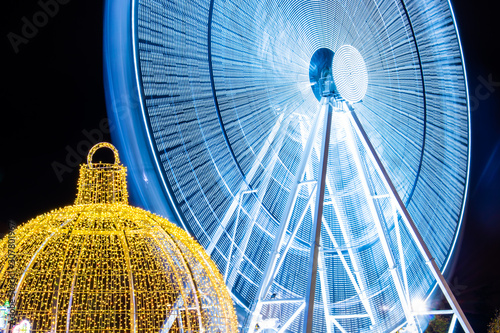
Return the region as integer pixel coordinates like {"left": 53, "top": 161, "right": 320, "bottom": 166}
{"left": 0, "top": 143, "right": 238, "bottom": 332}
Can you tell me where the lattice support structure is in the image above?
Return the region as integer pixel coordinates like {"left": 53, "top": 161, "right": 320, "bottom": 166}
{"left": 245, "top": 98, "right": 473, "bottom": 333}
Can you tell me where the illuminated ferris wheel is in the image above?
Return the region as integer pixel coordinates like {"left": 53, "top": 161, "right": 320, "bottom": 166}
{"left": 103, "top": 0, "right": 472, "bottom": 332}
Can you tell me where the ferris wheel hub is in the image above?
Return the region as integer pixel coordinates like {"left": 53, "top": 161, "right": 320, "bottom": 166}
{"left": 332, "top": 45, "right": 368, "bottom": 103}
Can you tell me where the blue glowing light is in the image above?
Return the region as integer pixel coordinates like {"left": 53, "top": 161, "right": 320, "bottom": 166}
{"left": 103, "top": 0, "right": 470, "bottom": 331}
{"left": 309, "top": 48, "right": 335, "bottom": 101}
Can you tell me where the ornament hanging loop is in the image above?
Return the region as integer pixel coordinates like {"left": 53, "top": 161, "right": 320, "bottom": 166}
{"left": 87, "top": 142, "right": 121, "bottom": 166}
{"left": 77, "top": 142, "right": 128, "bottom": 204}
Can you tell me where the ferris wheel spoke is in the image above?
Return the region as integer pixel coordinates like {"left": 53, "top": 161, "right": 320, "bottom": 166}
{"left": 318, "top": 247, "right": 334, "bottom": 333}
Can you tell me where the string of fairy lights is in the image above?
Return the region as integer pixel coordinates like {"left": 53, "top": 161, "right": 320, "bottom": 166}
{"left": 0, "top": 143, "right": 238, "bottom": 332}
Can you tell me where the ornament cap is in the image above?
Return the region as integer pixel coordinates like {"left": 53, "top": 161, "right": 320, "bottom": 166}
{"left": 75, "top": 142, "right": 128, "bottom": 205}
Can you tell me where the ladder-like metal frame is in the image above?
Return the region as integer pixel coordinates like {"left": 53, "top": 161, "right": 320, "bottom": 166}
{"left": 243, "top": 97, "right": 473, "bottom": 333}
{"left": 348, "top": 108, "right": 473, "bottom": 333}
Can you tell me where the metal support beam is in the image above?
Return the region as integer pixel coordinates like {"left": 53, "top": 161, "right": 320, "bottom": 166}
{"left": 263, "top": 184, "right": 317, "bottom": 294}
{"left": 224, "top": 116, "right": 293, "bottom": 290}
{"left": 303, "top": 124, "right": 349, "bottom": 333}
{"left": 226, "top": 211, "right": 259, "bottom": 290}
{"left": 330, "top": 314, "right": 371, "bottom": 320}
{"left": 208, "top": 113, "right": 287, "bottom": 254}
{"left": 310, "top": 108, "right": 375, "bottom": 326}
{"left": 224, "top": 190, "right": 256, "bottom": 281}
{"left": 260, "top": 298, "right": 304, "bottom": 305}
{"left": 278, "top": 303, "right": 306, "bottom": 333}
{"left": 324, "top": 182, "right": 376, "bottom": 324}
{"left": 343, "top": 112, "right": 415, "bottom": 326}
{"left": 321, "top": 217, "right": 374, "bottom": 324}
{"left": 329, "top": 317, "right": 348, "bottom": 333}
{"left": 392, "top": 204, "right": 411, "bottom": 312}
{"left": 161, "top": 295, "right": 184, "bottom": 332}
{"left": 348, "top": 110, "right": 474, "bottom": 333}
{"left": 303, "top": 98, "right": 333, "bottom": 333}
{"left": 246, "top": 102, "right": 324, "bottom": 333}
{"left": 413, "top": 310, "right": 454, "bottom": 315}
{"left": 318, "top": 248, "right": 333, "bottom": 333}
{"left": 448, "top": 315, "right": 458, "bottom": 333}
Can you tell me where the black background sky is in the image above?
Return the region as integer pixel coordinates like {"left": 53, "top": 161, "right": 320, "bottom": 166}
{"left": 1, "top": 0, "right": 500, "bottom": 331}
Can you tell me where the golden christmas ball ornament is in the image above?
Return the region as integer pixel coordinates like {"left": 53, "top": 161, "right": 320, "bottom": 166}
{"left": 0, "top": 142, "right": 238, "bottom": 332}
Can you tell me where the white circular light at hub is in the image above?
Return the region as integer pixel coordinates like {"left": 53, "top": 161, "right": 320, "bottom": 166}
{"left": 332, "top": 45, "right": 368, "bottom": 103}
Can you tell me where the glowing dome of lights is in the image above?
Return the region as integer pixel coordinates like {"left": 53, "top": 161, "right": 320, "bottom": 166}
{"left": 103, "top": 0, "right": 470, "bottom": 331}
{"left": 0, "top": 143, "right": 237, "bottom": 332}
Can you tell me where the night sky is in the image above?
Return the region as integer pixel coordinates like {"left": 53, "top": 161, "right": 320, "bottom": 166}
{"left": 2, "top": 0, "right": 500, "bottom": 331}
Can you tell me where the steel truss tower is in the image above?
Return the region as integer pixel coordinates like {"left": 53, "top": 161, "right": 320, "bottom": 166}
{"left": 243, "top": 95, "right": 473, "bottom": 333}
